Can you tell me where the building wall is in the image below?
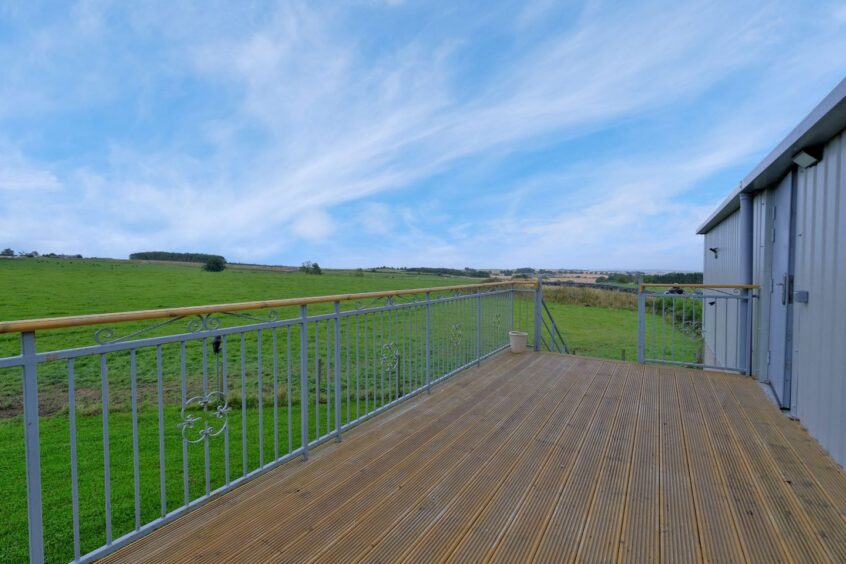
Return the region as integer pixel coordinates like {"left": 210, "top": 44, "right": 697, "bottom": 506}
{"left": 792, "top": 129, "right": 846, "bottom": 468}
{"left": 702, "top": 210, "right": 741, "bottom": 368}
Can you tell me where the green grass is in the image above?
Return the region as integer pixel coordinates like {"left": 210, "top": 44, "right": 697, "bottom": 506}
{"left": 545, "top": 301, "right": 701, "bottom": 363}
{"left": 0, "top": 258, "right": 696, "bottom": 562}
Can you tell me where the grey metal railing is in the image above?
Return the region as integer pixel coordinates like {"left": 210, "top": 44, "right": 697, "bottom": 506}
{"left": 0, "top": 281, "right": 547, "bottom": 563}
{"left": 637, "top": 283, "right": 757, "bottom": 373}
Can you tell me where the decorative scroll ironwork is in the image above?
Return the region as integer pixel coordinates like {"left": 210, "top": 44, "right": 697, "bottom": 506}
{"left": 380, "top": 342, "right": 400, "bottom": 371}
{"left": 450, "top": 323, "right": 463, "bottom": 346}
{"left": 178, "top": 391, "right": 231, "bottom": 444}
{"left": 187, "top": 314, "right": 223, "bottom": 333}
{"left": 220, "top": 310, "right": 280, "bottom": 323}
{"left": 94, "top": 316, "right": 186, "bottom": 344}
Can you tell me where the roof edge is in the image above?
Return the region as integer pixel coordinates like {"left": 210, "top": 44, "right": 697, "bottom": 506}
{"left": 698, "top": 77, "right": 846, "bottom": 234}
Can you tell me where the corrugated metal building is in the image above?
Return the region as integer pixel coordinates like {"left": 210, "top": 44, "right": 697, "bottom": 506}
{"left": 698, "top": 78, "right": 846, "bottom": 469}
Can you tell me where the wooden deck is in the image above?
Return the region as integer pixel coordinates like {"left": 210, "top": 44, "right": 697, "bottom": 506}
{"left": 103, "top": 352, "right": 846, "bottom": 563}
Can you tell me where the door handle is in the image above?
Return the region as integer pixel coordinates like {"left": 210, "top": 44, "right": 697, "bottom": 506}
{"left": 776, "top": 273, "right": 788, "bottom": 305}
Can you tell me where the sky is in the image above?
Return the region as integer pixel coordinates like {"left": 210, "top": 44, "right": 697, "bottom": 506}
{"left": 1, "top": 1, "right": 846, "bottom": 271}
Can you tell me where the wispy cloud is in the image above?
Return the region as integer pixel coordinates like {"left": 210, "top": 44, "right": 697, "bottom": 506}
{"left": 1, "top": 0, "right": 845, "bottom": 268}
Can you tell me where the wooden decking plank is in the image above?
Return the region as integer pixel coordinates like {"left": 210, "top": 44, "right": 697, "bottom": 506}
{"left": 104, "top": 352, "right": 531, "bottom": 562}
{"left": 692, "top": 373, "right": 789, "bottom": 563}
{"left": 99, "top": 355, "right": 846, "bottom": 564}
{"left": 531, "top": 362, "right": 631, "bottom": 562}
{"left": 616, "top": 361, "right": 660, "bottom": 563}
{"left": 351, "top": 356, "right": 600, "bottom": 564}
{"left": 574, "top": 362, "right": 644, "bottom": 563}
{"left": 726, "top": 374, "right": 846, "bottom": 560}
{"left": 709, "top": 375, "right": 834, "bottom": 562}
{"left": 657, "top": 367, "right": 702, "bottom": 562}
{"left": 487, "top": 360, "right": 619, "bottom": 563}
{"left": 273, "top": 355, "right": 571, "bottom": 562}
{"left": 381, "top": 358, "right": 609, "bottom": 564}
{"left": 675, "top": 368, "right": 747, "bottom": 563}
{"left": 111, "top": 353, "right": 539, "bottom": 564}
{"left": 311, "top": 356, "right": 591, "bottom": 563}
{"left": 211, "top": 355, "right": 556, "bottom": 564}
{"left": 443, "top": 361, "right": 623, "bottom": 563}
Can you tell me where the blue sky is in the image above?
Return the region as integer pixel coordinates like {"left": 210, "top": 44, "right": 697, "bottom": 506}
{"left": 1, "top": 1, "right": 846, "bottom": 271}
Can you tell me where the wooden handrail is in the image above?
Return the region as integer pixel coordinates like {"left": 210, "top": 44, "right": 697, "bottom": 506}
{"left": 0, "top": 280, "right": 532, "bottom": 334}
{"left": 638, "top": 283, "right": 760, "bottom": 292}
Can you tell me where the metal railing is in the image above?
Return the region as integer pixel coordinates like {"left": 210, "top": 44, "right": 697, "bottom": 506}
{"left": 636, "top": 283, "right": 757, "bottom": 373}
{"left": 0, "top": 279, "right": 562, "bottom": 563}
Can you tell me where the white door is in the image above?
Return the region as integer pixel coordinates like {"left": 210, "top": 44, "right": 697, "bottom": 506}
{"left": 767, "top": 174, "right": 795, "bottom": 408}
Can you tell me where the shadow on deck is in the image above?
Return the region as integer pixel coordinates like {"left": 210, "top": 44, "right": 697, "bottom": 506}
{"left": 102, "top": 352, "right": 846, "bottom": 563}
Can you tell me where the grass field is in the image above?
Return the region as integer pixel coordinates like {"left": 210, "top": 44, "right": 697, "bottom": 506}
{"left": 0, "top": 258, "right": 696, "bottom": 562}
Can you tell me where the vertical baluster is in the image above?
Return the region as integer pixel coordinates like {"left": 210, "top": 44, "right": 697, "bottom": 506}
{"left": 681, "top": 296, "right": 687, "bottom": 362}
{"left": 314, "top": 320, "right": 320, "bottom": 440}
{"left": 299, "top": 305, "right": 309, "bottom": 460}
{"left": 380, "top": 310, "right": 385, "bottom": 407}
{"left": 69, "top": 359, "right": 80, "bottom": 562}
{"left": 476, "top": 291, "right": 482, "bottom": 365}
{"left": 287, "top": 328, "right": 292, "bottom": 455}
{"left": 325, "top": 320, "right": 331, "bottom": 436}
{"left": 101, "top": 353, "right": 112, "bottom": 544}
{"left": 364, "top": 313, "right": 369, "bottom": 415}
{"left": 257, "top": 330, "right": 263, "bottom": 468}
{"left": 223, "top": 337, "right": 230, "bottom": 486}
{"left": 345, "top": 313, "right": 351, "bottom": 425}
{"left": 181, "top": 342, "right": 189, "bottom": 505}
{"left": 355, "top": 313, "right": 360, "bottom": 420}
{"left": 21, "top": 332, "right": 44, "bottom": 563}
{"left": 130, "top": 350, "right": 141, "bottom": 529}
{"left": 203, "top": 338, "right": 210, "bottom": 494}
{"left": 156, "top": 346, "right": 166, "bottom": 516}
{"left": 334, "top": 302, "right": 342, "bottom": 441}
{"left": 672, "top": 297, "right": 676, "bottom": 363}
{"left": 273, "top": 328, "right": 278, "bottom": 461}
{"left": 240, "top": 334, "right": 247, "bottom": 476}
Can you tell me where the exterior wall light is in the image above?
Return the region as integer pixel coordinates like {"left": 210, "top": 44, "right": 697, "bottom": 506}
{"left": 709, "top": 247, "right": 719, "bottom": 259}
{"left": 792, "top": 148, "right": 821, "bottom": 169}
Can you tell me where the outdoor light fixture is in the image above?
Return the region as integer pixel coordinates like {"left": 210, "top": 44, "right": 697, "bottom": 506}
{"left": 792, "top": 147, "right": 822, "bottom": 169}
{"left": 709, "top": 247, "right": 719, "bottom": 259}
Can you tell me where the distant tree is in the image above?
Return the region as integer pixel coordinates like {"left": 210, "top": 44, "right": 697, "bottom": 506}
{"left": 300, "top": 261, "right": 323, "bottom": 275}
{"left": 1, "top": 248, "right": 13, "bottom": 257}
{"left": 203, "top": 256, "right": 226, "bottom": 272}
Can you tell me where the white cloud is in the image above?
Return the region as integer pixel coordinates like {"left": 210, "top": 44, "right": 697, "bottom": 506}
{"left": 291, "top": 208, "right": 336, "bottom": 242}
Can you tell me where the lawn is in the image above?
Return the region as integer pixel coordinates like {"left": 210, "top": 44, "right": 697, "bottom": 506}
{"left": 0, "top": 258, "right": 695, "bottom": 562}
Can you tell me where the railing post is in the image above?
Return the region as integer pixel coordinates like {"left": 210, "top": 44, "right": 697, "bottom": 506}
{"left": 334, "top": 301, "right": 342, "bottom": 442}
{"left": 637, "top": 286, "right": 646, "bottom": 363}
{"left": 425, "top": 292, "right": 431, "bottom": 393}
{"left": 22, "top": 331, "right": 44, "bottom": 564}
{"left": 299, "top": 305, "right": 309, "bottom": 460}
{"left": 509, "top": 287, "right": 514, "bottom": 332}
{"left": 533, "top": 274, "right": 542, "bottom": 352}
{"left": 476, "top": 292, "right": 482, "bottom": 366}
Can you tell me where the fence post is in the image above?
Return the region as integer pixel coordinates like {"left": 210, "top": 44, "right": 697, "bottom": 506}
{"left": 476, "top": 292, "right": 482, "bottom": 365}
{"left": 534, "top": 274, "right": 542, "bottom": 352}
{"left": 637, "top": 285, "right": 646, "bottom": 364}
{"left": 334, "top": 301, "right": 342, "bottom": 442}
{"left": 425, "top": 292, "right": 431, "bottom": 393}
{"left": 22, "top": 331, "right": 44, "bottom": 564}
{"left": 299, "top": 305, "right": 309, "bottom": 460}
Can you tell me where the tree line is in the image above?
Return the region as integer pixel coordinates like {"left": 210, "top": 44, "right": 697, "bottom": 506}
{"left": 129, "top": 251, "right": 227, "bottom": 264}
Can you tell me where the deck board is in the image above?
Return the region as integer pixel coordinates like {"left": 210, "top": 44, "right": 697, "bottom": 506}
{"left": 101, "top": 353, "right": 846, "bottom": 564}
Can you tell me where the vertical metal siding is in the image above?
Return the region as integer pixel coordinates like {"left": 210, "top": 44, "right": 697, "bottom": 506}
{"left": 752, "top": 190, "right": 769, "bottom": 379}
{"left": 703, "top": 210, "right": 741, "bottom": 368}
{"left": 793, "top": 129, "right": 846, "bottom": 469}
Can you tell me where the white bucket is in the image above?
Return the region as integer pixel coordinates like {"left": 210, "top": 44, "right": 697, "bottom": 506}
{"left": 508, "top": 330, "right": 529, "bottom": 353}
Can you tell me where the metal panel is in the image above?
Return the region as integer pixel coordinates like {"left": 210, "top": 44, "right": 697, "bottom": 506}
{"left": 702, "top": 210, "right": 742, "bottom": 368}
{"left": 793, "top": 129, "right": 846, "bottom": 469}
